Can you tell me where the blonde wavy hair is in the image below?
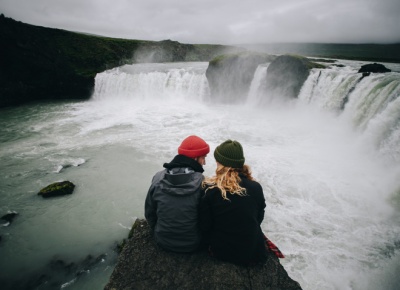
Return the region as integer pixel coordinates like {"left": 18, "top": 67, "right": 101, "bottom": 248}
{"left": 203, "top": 164, "right": 254, "bottom": 201}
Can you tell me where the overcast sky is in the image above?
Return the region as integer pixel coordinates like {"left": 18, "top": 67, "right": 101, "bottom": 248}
{"left": 1, "top": 0, "right": 399, "bottom": 44}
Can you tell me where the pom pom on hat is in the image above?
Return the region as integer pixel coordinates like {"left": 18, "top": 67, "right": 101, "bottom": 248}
{"left": 178, "top": 135, "right": 210, "bottom": 158}
{"left": 214, "top": 140, "right": 245, "bottom": 168}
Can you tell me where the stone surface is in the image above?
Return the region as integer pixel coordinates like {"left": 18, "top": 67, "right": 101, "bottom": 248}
{"left": 358, "top": 63, "right": 391, "bottom": 73}
{"left": 265, "top": 54, "right": 324, "bottom": 101}
{"left": 206, "top": 51, "right": 275, "bottom": 103}
{"left": 1, "top": 211, "right": 18, "bottom": 225}
{"left": 37, "top": 181, "right": 75, "bottom": 198}
{"left": 105, "top": 219, "right": 302, "bottom": 290}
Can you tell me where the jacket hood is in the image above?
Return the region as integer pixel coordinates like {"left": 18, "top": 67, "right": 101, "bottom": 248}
{"left": 163, "top": 154, "right": 204, "bottom": 173}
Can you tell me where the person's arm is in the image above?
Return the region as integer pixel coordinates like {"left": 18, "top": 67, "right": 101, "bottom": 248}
{"left": 256, "top": 182, "right": 266, "bottom": 225}
{"left": 144, "top": 183, "right": 157, "bottom": 230}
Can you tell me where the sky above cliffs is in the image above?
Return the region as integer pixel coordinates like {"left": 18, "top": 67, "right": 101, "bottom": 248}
{"left": 1, "top": 0, "right": 399, "bottom": 44}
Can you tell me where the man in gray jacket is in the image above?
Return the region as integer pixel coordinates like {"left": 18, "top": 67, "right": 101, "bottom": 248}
{"left": 144, "top": 135, "right": 210, "bottom": 253}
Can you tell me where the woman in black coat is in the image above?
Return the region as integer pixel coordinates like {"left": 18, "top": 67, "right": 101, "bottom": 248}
{"left": 199, "top": 139, "right": 270, "bottom": 265}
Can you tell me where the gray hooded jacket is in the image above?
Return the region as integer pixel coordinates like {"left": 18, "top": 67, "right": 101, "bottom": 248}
{"left": 144, "top": 155, "right": 204, "bottom": 253}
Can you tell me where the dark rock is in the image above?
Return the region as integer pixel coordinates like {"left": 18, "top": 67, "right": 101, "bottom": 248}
{"left": 37, "top": 181, "right": 75, "bottom": 198}
{"left": 1, "top": 211, "right": 18, "bottom": 226}
{"left": 358, "top": 63, "right": 391, "bottom": 73}
{"left": 105, "top": 219, "right": 302, "bottom": 290}
{"left": 265, "top": 54, "right": 324, "bottom": 100}
{"left": 206, "top": 51, "right": 275, "bottom": 103}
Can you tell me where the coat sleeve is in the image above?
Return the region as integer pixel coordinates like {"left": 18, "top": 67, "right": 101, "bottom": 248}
{"left": 256, "top": 182, "right": 266, "bottom": 225}
{"left": 144, "top": 179, "right": 158, "bottom": 230}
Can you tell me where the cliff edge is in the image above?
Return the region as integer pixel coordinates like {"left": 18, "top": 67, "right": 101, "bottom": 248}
{"left": 105, "top": 219, "right": 302, "bottom": 290}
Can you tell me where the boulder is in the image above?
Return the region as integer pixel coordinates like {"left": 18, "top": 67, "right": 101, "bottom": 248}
{"left": 105, "top": 219, "right": 302, "bottom": 290}
{"left": 37, "top": 181, "right": 75, "bottom": 198}
{"left": 206, "top": 51, "right": 275, "bottom": 103}
{"left": 1, "top": 211, "right": 18, "bottom": 226}
{"left": 265, "top": 54, "right": 324, "bottom": 100}
{"left": 358, "top": 63, "right": 391, "bottom": 73}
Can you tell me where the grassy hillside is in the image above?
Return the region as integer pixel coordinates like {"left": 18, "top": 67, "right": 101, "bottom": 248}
{"left": 0, "top": 15, "right": 242, "bottom": 108}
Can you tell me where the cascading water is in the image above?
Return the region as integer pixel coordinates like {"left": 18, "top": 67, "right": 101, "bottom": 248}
{"left": 297, "top": 64, "right": 400, "bottom": 163}
{"left": 93, "top": 62, "right": 209, "bottom": 102}
{"left": 1, "top": 60, "right": 400, "bottom": 290}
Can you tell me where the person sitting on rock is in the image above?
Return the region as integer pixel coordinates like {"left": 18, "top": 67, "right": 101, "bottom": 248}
{"left": 199, "top": 139, "right": 282, "bottom": 265}
{"left": 144, "top": 135, "right": 210, "bottom": 253}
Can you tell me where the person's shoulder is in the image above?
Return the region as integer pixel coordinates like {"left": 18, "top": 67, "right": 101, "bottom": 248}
{"left": 202, "top": 185, "right": 219, "bottom": 197}
{"left": 151, "top": 169, "right": 167, "bottom": 183}
{"left": 242, "top": 178, "right": 263, "bottom": 194}
{"left": 242, "top": 176, "right": 261, "bottom": 187}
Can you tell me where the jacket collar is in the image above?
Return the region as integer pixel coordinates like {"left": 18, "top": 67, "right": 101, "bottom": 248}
{"left": 163, "top": 154, "right": 204, "bottom": 173}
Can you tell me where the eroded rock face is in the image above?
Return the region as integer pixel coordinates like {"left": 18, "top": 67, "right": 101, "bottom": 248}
{"left": 206, "top": 52, "right": 275, "bottom": 103}
{"left": 265, "top": 54, "right": 324, "bottom": 101}
{"left": 105, "top": 219, "right": 302, "bottom": 290}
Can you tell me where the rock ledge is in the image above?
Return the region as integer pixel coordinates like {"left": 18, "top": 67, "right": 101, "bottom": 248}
{"left": 105, "top": 219, "right": 302, "bottom": 290}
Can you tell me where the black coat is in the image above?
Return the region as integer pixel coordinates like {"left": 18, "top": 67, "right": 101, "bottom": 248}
{"left": 199, "top": 175, "right": 267, "bottom": 265}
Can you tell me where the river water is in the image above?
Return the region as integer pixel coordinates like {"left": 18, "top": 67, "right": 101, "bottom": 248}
{"left": 1, "top": 61, "right": 400, "bottom": 289}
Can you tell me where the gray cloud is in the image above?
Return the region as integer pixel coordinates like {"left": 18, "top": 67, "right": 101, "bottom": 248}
{"left": 0, "top": 0, "right": 399, "bottom": 44}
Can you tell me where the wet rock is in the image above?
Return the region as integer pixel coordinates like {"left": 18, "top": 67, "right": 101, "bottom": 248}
{"left": 265, "top": 54, "right": 325, "bottom": 100}
{"left": 105, "top": 219, "right": 302, "bottom": 290}
{"left": 1, "top": 211, "right": 18, "bottom": 226}
{"left": 206, "top": 51, "right": 275, "bottom": 103}
{"left": 358, "top": 63, "right": 391, "bottom": 73}
{"left": 37, "top": 181, "right": 75, "bottom": 198}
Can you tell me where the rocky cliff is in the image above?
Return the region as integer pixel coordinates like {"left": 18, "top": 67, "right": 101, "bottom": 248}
{"left": 205, "top": 52, "right": 275, "bottom": 103}
{"left": 264, "top": 54, "right": 325, "bottom": 101}
{"left": 105, "top": 219, "right": 302, "bottom": 290}
{"left": 205, "top": 52, "right": 325, "bottom": 103}
{"left": 0, "top": 15, "right": 243, "bottom": 108}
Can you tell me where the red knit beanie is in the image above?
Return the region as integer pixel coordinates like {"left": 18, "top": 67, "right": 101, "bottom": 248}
{"left": 178, "top": 135, "right": 210, "bottom": 158}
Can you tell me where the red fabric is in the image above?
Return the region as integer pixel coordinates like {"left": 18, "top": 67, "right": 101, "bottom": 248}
{"left": 264, "top": 235, "right": 285, "bottom": 258}
{"left": 178, "top": 135, "right": 210, "bottom": 158}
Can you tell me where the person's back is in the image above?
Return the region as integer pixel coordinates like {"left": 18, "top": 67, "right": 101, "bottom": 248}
{"left": 200, "top": 176, "right": 266, "bottom": 264}
{"left": 145, "top": 135, "right": 209, "bottom": 253}
{"left": 199, "top": 139, "right": 268, "bottom": 265}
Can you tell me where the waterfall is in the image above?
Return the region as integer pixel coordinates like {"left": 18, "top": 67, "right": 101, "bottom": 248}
{"left": 247, "top": 64, "right": 269, "bottom": 105}
{"left": 298, "top": 66, "right": 363, "bottom": 111}
{"left": 93, "top": 61, "right": 400, "bottom": 163}
{"left": 93, "top": 62, "right": 209, "bottom": 102}
{"left": 297, "top": 66, "right": 400, "bottom": 162}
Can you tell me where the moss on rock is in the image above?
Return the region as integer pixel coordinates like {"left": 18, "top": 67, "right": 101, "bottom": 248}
{"left": 38, "top": 181, "right": 75, "bottom": 198}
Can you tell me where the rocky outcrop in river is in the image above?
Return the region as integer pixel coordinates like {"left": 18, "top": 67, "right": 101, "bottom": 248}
{"left": 105, "top": 219, "right": 302, "bottom": 290}
{"left": 206, "top": 52, "right": 275, "bottom": 103}
{"left": 264, "top": 54, "right": 325, "bottom": 101}
{"left": 205, "top": 52, "right": 325, "bottom": 103}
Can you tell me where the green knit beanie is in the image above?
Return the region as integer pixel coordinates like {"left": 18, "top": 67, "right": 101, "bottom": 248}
{"left": 214, "top": 140, "right": 245, "bottom": 168}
